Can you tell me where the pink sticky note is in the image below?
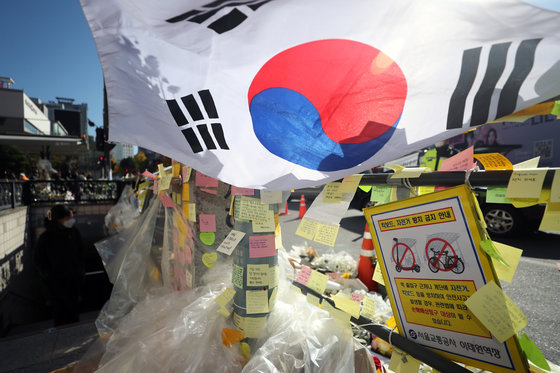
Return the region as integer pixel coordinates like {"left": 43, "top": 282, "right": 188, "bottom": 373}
{"left": 175, "top": 246, "right": 185, "bottom": 266}
{"left": 231, "top": 186, "right": 254, "bottom": 196}
{"left": 249, "top": 235, "right": 276, "bottom": 258}
{"left": 440, "top": 146, "right": 477, "bottom": 171}
{"left": 200, "top": 188, "right": 218, "bottom": 195}
{"left": 153, "top": 179, "right": 158, "bottom": 193}
{"left": 185, "top": 245, "right": 193, "bottom": 265}
{"left": 351, "top": 293, "right": 364, "bottom": 303}
{"left": 196, "top": 171, "right": 219, "bottom": 188}
{"left": 199, "top": 214, "right": 217, "bottom": 232}
{"left": 142, "top": 170, "right": 156, "bottom": 179}
{"left": 296, "top": 265, "right": 312, "bottom": 285}
{"left": 182, "top": 166, "right": 189, "bottom": 183}
{"left": 159, "top": 194, "right": 175, "bottom": 207}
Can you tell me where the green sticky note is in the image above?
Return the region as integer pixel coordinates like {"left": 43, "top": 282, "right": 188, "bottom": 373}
{"left": 519, "top": 333, "right": 550, "bottom": 371}
{"left": 370, "top": 185, "right": 392, "bottom": 204}
{"left": 358, "top": 185, "right": 372, "bottom": 193}
{"left": 200, "top": 232, "right": 216, "bottom": 245}
{"left": 480, "top": 240, "right": 509, "bottom": 267}
{"left": 420, "top": 148, "right": 438, "bottom": 171}
{"left": 486, "top": 188, "right": 511, "bottom": 203}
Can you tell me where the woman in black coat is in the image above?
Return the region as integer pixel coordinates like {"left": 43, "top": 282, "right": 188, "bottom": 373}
{"left": 33, "top": 205, "right": 85, "bottom": 326}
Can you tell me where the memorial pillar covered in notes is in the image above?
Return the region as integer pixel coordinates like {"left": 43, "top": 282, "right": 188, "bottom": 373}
{"left": 230, "top": 190, "right": 281, "bottom": 343}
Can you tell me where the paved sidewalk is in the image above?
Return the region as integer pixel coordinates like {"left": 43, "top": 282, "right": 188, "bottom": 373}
{"left": 0, "top": 320, "right": 99, "bottom": 373}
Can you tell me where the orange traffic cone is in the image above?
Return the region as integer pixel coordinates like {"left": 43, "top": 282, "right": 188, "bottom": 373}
{"left": 279, "top": 202, "right": 288, "bottom": 216}
{"left": 357, "top": 224, "right": 378, "bottom": 292}
{"left": 297, "top": 194, "right": 307, "bottom": 219}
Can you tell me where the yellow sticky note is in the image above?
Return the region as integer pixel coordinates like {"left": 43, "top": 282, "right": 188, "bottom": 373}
{"left": 268, "top": 265, "right": 279, "bottom": 288}
{"left": 465, "top": 281, "right": 528, "bottom": 342}
{"left": 385, "top": 164, "right": 405, "bottom": 173}
{"left": 172, "top": 163, "right": 181, "bottom": 177}
{"left": 244, "top": 316, "right": 267, "bottom": 338}
{"left": 295, "top": 218, "right": 319, "bottom": 240}
{"left": 246, "top": 289, "right": 269, "bottom": 314}
{"left": 252, "top": 210, "right": 276, "bottom": 233}
{"left": 307, "top": 270, "right": 329, "bottom": 294}
{"left": 313, "top": 223, "right": 340, "bottom": 246}
{"left": 513, "top": 156, "right": 540, "bottom": 170}
{"left": 306, "top": 293, "right": 321, "bottom": 307}
{"left": 385, "top": 316, "right": 398, "bottom": 331}
{"left": 215, "top": 288, "right": 236, "bottom": 308}
{"left": 373, "top": 264, "right": 385, "bottom": 286}
{"left": 389, "top": 349, "right": 421, "bottom": 373}
{"left": 551, "top": 170, "right": 560, "bottom": 203}
{"left": 473, "top": 153, "right": 513, "bottom": 170}
{"left": 539, "top": 202, "right": 560, "bottom": 232}
{"left": 323, "top": 182, "right": 343, "bottom": 203}
{"left": 158, "top": 163, "right": 165, "bottom": 175}
{"left": 322, "top": 300, "right": 351, "bottom": 324}
{"left": 217, "top": 307, "right": 231, "bottom": 317}
{"left": 333, "top": 294, "right": 361, "bottom": 319}
{"left": 506, "top": 169, "right": 547, "bottom": 199}
{"left": 360, "top": 296, "right": 376, "bottom": 320}
{"left": 202, "top": 251, "right": 217, "bottom": 267}
{"left": 182, "top": 184, "right": 190, "bottom": 201}
{"left": 340, "top": 174, "right": 363, "bottom": 193}
{"left": 491, "top": 242, "right": 523, "bottom": 283}
{"left": 417, "top": 186, "right": 435, "bottom": 195}
{"left": 187, "top": 203, "right": 196, "bottom": 222}
{"left": 246, "top": 264, "right": 269, "bottom": 287}
{"left": 390, "top": 167, "right": 428, "bottom": 179}
{"left": 390, "top": 186, "right": 398, "bottom": 202}
{"left": 158, "top": 174, "right": 172, "bottom": 192}
{"left": 182, "top": 203, "right": 189, "bottom": 219}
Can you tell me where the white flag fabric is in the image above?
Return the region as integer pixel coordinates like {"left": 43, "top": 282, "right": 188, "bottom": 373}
{"left": 80, "top": 0, "right": 560, "bottom": 190}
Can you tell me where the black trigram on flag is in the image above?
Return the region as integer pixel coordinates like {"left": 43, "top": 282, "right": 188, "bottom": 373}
{"left": 166, "top": 0, "right": 273, "bottom": 34}
{"left": 166, "top": 90, "right": 229, "bottom": 153}
{"left": 446, "top": 38, "right": 542, "bottom": 130}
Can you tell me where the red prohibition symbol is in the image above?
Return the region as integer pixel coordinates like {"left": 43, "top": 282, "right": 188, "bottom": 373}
{"left": 392, "top": 241, "right": 416, "bottom": 271}
{"left": 425, "top": 237, "right": 457, "bottom": 272}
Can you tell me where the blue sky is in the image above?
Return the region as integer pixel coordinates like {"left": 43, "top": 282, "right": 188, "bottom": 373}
{"left": 1, "top": 0, "right": 558, "bottom": 140}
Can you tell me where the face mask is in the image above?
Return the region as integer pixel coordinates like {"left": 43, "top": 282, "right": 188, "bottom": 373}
{"left": 63, "top": 218, "right": 76, "bottom": 228}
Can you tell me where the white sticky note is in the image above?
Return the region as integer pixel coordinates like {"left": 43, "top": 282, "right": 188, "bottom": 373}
{"left": 260, "top": 190, "right": 283, "bottom": 204}
{"left": 217, "top": 229, "right": 246, "bottom": 256}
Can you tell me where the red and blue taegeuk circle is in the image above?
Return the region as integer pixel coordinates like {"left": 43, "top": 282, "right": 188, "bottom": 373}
{"left": 248, "top": 39, "right": 407, "bottom": 171}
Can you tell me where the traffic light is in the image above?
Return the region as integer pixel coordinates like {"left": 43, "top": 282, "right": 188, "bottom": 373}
{"left": 100, "top": 156, "right": 104, "bottom": 162}
{"left": 95, "top": 127, "right": 104, "bottom": 151}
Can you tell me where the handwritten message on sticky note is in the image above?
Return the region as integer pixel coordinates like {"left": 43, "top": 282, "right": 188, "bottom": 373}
{"left": 249, "top": 235, "right": 276, "bottom": 258}
{"left": 440, "top": 146, "right": 476, "bottom": 171}
{"left": 341, "top": 174, "right": 363, "bottom": 193}
{"left": 268, "top": 265, "right": 279, "bottom": 288}
{"left": 247, "top": 264, "right": 269, "bottom": 286}
{"left": 199, "top": 214, "right": 216, "bottom": 232}
{"left": 231, "top": 186, "right": 254, "bottom": 196}
{"left": 491, "top": 242, "right": 522, "bottom": 283}
{"left": 333, "top": 294, "right": 361, "bottom": 318}
{"left": 296, "top": 265, "right": 312, "bottom": 285}
{"left": 473, "top": 153, "right": 513, "bottom": 170}
{"left": 252, "top": 210, "right": 276, "bottom": 233}
{"left": 295, "top": 219, "right": 319, "bottom": 240}
{"left": 323, "top": 183, "right": 343, "bottom": 203}
{"left": 360, "top": 296, "right": 376, "bottom": 320}
{"left": 486, "top": 188, "right": 510, "bottom": 203}
{"left": 217, "top": 230, "right": 245, "bottom": 256}
{"left": 196, "top": 171, "right": 219, "bottom": 187}
{"left": 373, "top": 264, "right": 385, "bottom": 286}
{"left": 465, "top": 281, "right": 528, "bottom": 342}
{"left": 307, "top": 270, "right": 329, "bottom": 294}
{"left": 232, "top": 264, "right": 244, "bottom": 288}
{"left": 159, "top": 174, "right": 172, "bottom": 192}
{"left": 246, "top": 289, "right": 269, "bottom": 314}
{"left": 506, "top": 169, "right": 547, "bottom": 199}
{"left": 370, "top": 185, "right": 392, "bottom": 204}
{"left": 238, "top": 197, "right": 270, "bottom": 221}
{"left": 313, "top": 223, "right": 340, "bottom": 246}
{"left": 539, "top": 202, "right": 560, "bottom": 232}
{"left": 260, "top": 190, "right": 283, "bottom": 204}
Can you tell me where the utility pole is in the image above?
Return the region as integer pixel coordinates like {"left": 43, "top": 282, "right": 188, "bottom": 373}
{"left": 103, "top": 84, "right": 111, "bottom": 179}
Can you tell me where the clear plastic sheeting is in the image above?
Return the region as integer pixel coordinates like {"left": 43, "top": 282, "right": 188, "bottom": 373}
{"left": 95, "top": 198, "right": 164, "bottom": 335}
{"left": 244, "top": 287, "right": 355, "bottom": 373}
{"left": 95, "top": 287, "right": 245, "bottom": 373}
{"left": 104, "top": 185, "right": 140, "bottom": 235}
